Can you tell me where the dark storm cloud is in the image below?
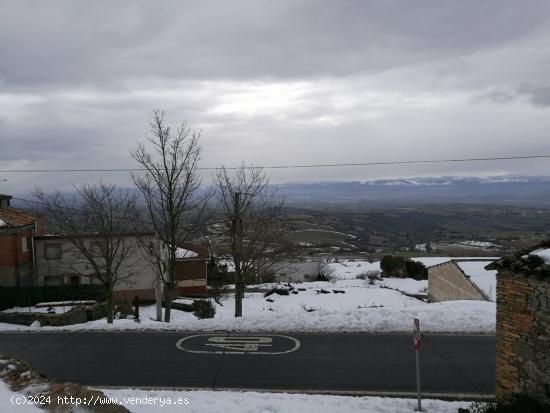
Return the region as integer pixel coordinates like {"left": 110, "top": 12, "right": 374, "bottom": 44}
{"left": 1, "top": 0, "right": 549, "bottom": 91}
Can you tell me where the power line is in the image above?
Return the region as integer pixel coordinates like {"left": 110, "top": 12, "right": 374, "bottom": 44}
{"left": 1, "top": 154, "right": 550, "bottom": 173}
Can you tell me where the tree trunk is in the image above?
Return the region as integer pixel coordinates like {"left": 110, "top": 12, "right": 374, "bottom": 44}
{"left": 155, "top": 278, "right": 163, "bottom": 322}
{"left": 235, "top": 272, "right": 243, "bottom": 317}
{"left": 164, "top": 286, "right": 172, "bottom": 322}
{"left": 106, "top": 287, "right": 114, "bottom": 324}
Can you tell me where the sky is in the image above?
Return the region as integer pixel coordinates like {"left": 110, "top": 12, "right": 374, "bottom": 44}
{"left": 1, "top": 0, "right": 550, "bottom": 192}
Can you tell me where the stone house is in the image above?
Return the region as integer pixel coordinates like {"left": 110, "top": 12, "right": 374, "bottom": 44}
{"left": 489, "top": 241, "right": 550, "bottom": 403}
{"left": 0, "top": 194, "right": 43, "bottom": 287}
{"left": 33, "top": 233, "right": 161, "bottom": 301}
{"left": 427, "top": 259, "right": 497, "bottom": 302}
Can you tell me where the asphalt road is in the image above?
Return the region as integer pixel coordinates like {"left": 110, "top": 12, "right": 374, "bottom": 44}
{"left": 0, "top": 332, "right": 495, "bottom": 396}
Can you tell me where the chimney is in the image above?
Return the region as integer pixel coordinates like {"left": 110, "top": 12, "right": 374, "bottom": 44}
{"left": 0, "top": 194, "right": 12, "bottom": 208}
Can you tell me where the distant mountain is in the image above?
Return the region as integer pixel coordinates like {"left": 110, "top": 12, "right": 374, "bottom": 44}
{"left": 273, "top": 176, "right": 550, "bottom": 207}
{"left": 11, "top": 176, "right": 550, "bottom": 211}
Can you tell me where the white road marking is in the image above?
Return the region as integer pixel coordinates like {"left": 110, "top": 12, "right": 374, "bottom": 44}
{"left": 176, "top": 334, "right": 301, "bottom": 355}
{"left": 205, "top": 336, "right": 273, "bottom": 352}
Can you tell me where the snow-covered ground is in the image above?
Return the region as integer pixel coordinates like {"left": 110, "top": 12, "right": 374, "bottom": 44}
{"left": 100, "top": 388, "right": 470, "bottom": 413}
{"left": 0, "top": 382, "right": 471, "bottom": 413}
{"left": 0, "top": 258, "right": 498, "bottom": 334}
{"left": 2, "top": 305, "right": 77, "bottom": 314}
{"left": 0, "top": 380, "right": 44, "bottom": 413}
{"left": 328, "top": 260, "right": 381, "bottom": 279}
{"left": 0, "top": 276, "right": 495, "bottom": 333}
{"left": 532, "top": 247, "right": 550, "bottom": 263}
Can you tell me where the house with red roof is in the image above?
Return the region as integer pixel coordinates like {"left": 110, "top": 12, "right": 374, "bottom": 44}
{"left": 0, "top": 194, "right": 43, "bottom": 286}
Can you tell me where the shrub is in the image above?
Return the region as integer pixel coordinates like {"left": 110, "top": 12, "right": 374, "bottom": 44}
{"left": 380, "top": 255, "right": 427, "bottom": 279}
{"left": 115, "top": 301, "right": 134, "bottom": 319}
{"left": 316, "top": 273, "right": 330, "bottom": 281}
{"left": 380, "top": 255, "right": 406, "bottom": 277}
{"left": 468, "top": 394, "right": 550, "bottom": 413}
{"left": 317, "top": 260, "right": 334, "bottom": 281}
{"left": 192, "top": 299, "right": 216, "bottom": 319}
{"left": 405, "top": 260, "right": 428, "bottom": 280}
{"left": 356, "top": 270, "right": 381, "bottom": 280}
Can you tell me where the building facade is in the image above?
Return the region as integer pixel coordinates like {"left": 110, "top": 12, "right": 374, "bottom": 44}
{"left": 0, "top": 194, "right": 43, "bottom": 287}
{"left": 492, "top": 243, "right": 550, "bottom": 402}
{"left": 428, "top": 259, "right": 496, "bottom": 302}
{"left": 34, "top": 233, "right": 160, "bottom": 301}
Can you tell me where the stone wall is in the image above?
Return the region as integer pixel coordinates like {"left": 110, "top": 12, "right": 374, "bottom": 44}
{"left": 428, "top": 261, "right": 485, "bottom": 302}
{"left": 496, "top": 270, "right": 550, "bottom": 402}
{"left": 0, "top": 304, "right": 106, "bottom": 326}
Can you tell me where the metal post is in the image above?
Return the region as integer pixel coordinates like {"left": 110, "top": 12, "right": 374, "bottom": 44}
{"left": 416, "top": 344, "right": 421, "bottom": 411}
{"left": 414, "top": 317, "right": 422, "bottom": 412}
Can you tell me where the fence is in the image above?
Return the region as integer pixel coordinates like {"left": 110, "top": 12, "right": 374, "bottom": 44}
{"left": 0, "top": 285, "right": 105, "bottom": 310}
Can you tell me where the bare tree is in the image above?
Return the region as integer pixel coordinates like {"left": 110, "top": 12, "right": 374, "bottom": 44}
{"left": 131, "top": 110, "right": 204, "bottom": 322}
{"left": 215, "top": 165, "right": 286, "bottom": 317}
{"left": 33, "top": 182, "right": 142, "bottom": 323}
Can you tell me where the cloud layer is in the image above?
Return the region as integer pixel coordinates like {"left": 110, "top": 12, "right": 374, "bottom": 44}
{"left": 1, "top": 0, "right": 550, "bottom": 190}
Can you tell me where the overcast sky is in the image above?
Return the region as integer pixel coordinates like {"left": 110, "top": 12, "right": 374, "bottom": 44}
{"left": 1, "top": 0, "right": 550, "bottom": 191}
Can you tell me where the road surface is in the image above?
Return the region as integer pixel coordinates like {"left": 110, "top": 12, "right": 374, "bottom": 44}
{"left": 0, "top": 332, "right": 495, "bottom": 397}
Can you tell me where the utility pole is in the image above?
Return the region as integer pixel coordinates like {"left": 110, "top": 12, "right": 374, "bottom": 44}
{"left": 233, "top": 192, "right": 243, "bottom": 317}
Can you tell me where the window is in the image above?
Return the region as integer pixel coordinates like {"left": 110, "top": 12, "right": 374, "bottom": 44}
{"left": 90, "top": 241, "right": 103, "bottom": 257}
{"left": 44, "top": 243, "right": 62, "bottom": 260}
{"left": 21, "top": 237, "right": 29, "bottom": 253}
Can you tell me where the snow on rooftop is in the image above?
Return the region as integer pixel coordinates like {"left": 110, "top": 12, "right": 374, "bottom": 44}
{"left": 456, "top": 261, "right": 497, "bottom": 302}
{"left": 175, "top": 247, "right": 199, "bottom": 259}
{"left": 531, "top": 248, "right": 550, "bottom": 263}
{"left": 412, "top": 257, "right": 451, "bottom": 267}
{"left": 0, "top": 218, "right": 6, "bottom": 227}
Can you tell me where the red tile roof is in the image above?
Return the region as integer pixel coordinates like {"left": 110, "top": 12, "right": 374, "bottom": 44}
{"left": 0, "top": 207, "right": 40, "bottom": 227}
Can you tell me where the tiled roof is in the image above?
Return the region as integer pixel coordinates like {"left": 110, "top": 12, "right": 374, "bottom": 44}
{"left": 177, "top": 243, "right": 210, "bottom": 258}
{"left": 0, "top": 207, "right": 40, "bottom": 227}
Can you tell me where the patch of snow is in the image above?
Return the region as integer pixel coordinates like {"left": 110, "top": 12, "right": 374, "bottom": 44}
{"left": 456, "top": 261, "right": 497, "bottom": 302}
{"left": 460, "top": 241, "right": 499, "bottom": 249}
{"left": 20, "top": 383, "right": 50, "bottom": 396}
{"left": 381, "top": 278, "right": 427, "bottom": 295}
{"left": 295, "top": 229, "right": 356, "bottom": 238}
{"left": 412, "top": 257, "right": 453, "bottom": 267}
{"left": 414, "top": 257, "right": 500, "bottom": 268}
{"left": 175, "top": 248, "right": 199, "bottom": 259}
{"left": 35, "top": 300, "right": 96, "bottom": 307}
{"left": 328, "top": 260, "right": 380, "bottom": 280}
{"left": 531, "top": 248, "right": 550, "bottom": 263}
{"left": 2, "top": 306, "right": 75, "bottom": 314}
{"left": 29, "top": 321, "right": 41, "bottom": 328}
{"left": 100, "top": 388, "right": 470, "bottom": 413}
{"left": 0, "top": 380, "right": 44, "bottom": 413}
{"left": 0, "top": 218, "right": 7, "bottom": 227}
{"left": 415, "top": 243, "right": 427, "bottom": 251}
